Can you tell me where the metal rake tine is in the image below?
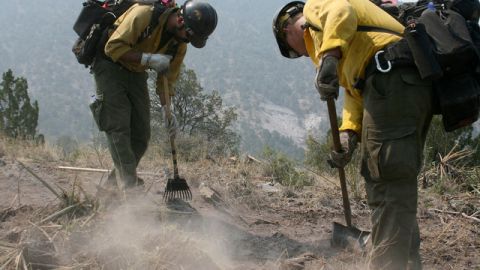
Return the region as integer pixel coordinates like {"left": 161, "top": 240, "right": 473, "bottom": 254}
{"left": 165, "top": 191, "right": 172, "bottom": 201}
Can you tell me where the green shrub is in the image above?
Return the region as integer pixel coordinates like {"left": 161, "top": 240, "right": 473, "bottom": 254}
{"left": 262, "top": 146, "right": 312, "bottom": 187}
{"left": 304, "top": 133, "right": 364, "bottom": 199}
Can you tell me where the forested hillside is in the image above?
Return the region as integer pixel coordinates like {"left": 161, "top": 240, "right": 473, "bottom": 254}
{"left": 0, "top": 0, "right": 331, "bottom": 157}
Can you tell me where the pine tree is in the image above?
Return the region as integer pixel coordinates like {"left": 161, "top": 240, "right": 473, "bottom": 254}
{"left": 0, "top": 69, "right": 39, "bottom": 139}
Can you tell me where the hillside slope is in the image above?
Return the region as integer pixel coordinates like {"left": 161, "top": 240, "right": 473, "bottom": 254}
{"left": 0, "top": 138, "right": 478, "bottom": 269}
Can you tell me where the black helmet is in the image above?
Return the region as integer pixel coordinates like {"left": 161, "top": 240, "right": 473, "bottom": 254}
{"left": 272, "top": 1, "right": 305, "bottom": 58}
{"left": 181, "top": 0, "right": 218, "bottom": 48}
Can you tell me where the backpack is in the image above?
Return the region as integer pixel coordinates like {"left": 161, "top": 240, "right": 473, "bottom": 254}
{"left": 372, "top": 0, "right": 480, "bottom": 131}
{"left": 72, "top": 0, "right": 172, "bottom": 68}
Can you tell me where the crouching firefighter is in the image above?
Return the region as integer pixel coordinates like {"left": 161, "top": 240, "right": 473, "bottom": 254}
{"left": 91, "top": 0, "right": 217, "bottom": 191}
{"left": 273, "top": 0, "right": 433, "bottom": 269}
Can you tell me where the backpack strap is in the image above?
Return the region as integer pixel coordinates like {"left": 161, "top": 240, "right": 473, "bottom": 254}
{"left": 356, "top": 25, "right": 404, "bottom": 37}
{"left": 304, "top": 22, "right": 403, "bottom": 37}
{"left": 137, "top": 3, "right": 171, "bottom": 43}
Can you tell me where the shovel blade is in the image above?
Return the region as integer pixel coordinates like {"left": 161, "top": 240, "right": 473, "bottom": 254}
{"left": 331, "top": 222, "right": 370, "bottom": 249}
{"left": 163, "top": 177, "right": 192, "bottom": 201}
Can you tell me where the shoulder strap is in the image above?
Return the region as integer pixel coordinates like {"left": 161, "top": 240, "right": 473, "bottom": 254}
{"left": 305, "top": 22, "right": 403, "bottom": 37}
{"left": 356, "top": 25, "right": 403, "bottom": 37}
{"left": 137, "top": 3, "right": 169, "bottom": 43}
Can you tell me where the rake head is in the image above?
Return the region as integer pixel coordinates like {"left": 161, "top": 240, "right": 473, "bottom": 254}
{"left": 163, "top": 177, "right": 192, "bottom": 201}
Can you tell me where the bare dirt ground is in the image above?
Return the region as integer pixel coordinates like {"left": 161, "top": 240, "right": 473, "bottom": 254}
{"left": 0, "top": 140, "right": 478, "bottom": 269}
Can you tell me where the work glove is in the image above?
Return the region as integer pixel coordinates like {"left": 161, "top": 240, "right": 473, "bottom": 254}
{"left": 315, "top": 55, "right": 340, "bottom": 101}
{"left": 328, "top": 130, "right": 359, "bottom": 168}
{"left": 162, "top": 109, "right": 177, "bottom": 137}
{"left": 141, "top": 53, "right": 172, "bottom": 74}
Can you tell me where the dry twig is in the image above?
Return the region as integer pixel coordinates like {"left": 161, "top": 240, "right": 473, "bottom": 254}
{"left": 429, "top": 208, "right": 480, "bottom": 223}
{"left": 17, "top": 160, "right": 62, "bottom": 200}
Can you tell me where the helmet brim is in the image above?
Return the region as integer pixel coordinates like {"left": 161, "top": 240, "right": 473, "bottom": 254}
{"left": 190, "top": 35, "right": 207, "bottom": 48}
{"left": 275, "top": 35, "right": 302, "bottom": 58}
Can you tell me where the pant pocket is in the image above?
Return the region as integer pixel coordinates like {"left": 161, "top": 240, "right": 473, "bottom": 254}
{"left": 366, "top": 125, "right": 420, "bottom": 181}
{"left": 89, "top": 99, "right": 105, "bottom": 131}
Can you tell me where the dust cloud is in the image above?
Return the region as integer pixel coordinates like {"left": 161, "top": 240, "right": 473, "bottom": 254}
{"left": 78, "top": 195, "right": 238, "bottom": 270}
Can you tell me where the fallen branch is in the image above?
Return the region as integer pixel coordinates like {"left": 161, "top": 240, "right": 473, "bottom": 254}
{"left": 429, "top": 208, "right": 461, "bottom": 215}
{"left": 246, "top": 155, "right": 263, "bottom": 164}
{"left": 302, "top": 166, "right": 339, "bottom": 187}
{"left": 39, "top": 203, "right": 80, "bottom": 224}
{"left": 56, "top": 166, "right": 161, "bottom": 176}
{"left": 81, "top": 212, "right": 97, "bottom": 228}
{"left": 461, "top": 213, "right": 480, "bottom": 223}
{"left": 17, "top": 160, "right": 62, "bottom": 200}
{"left": 429, "top": 208, "right": 480, "bottom": 223}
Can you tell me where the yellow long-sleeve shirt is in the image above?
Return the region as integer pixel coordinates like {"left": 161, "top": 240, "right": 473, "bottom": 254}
{"left": 105, "top": 4, "right": 187, "bottom": 96}
{"left": 303, "top": 0, "right": 404, "bottom": 134}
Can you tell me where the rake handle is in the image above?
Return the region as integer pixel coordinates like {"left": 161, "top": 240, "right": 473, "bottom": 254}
{"left": 163, "top": 76, "right": 180, "bottom": 179}
{"left": 326, "top": 98, "right": 352, "bottom": 227}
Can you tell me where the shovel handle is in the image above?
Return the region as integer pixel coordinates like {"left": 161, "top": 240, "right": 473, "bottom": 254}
{"left": 326, "top": 98, "right": 352, "bottom": 227}
{"left": 162, "top": 76, "right": 180, "bottom": 178}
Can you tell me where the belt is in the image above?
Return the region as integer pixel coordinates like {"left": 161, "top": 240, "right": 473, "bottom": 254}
{"left": 354, "top": 39, "right": 415, "bottom": 90}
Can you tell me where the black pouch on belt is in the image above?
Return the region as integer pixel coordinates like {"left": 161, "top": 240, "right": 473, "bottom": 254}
{"left": 404, "top": 23, "right": 443, "bottom": 80}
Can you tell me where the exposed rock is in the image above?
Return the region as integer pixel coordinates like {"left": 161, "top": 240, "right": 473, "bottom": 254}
{"left": 279, "top": 253, "right": 318, "bottom": 270}
{"left": 258, "top": 182, "right": 281, "bottom": 193}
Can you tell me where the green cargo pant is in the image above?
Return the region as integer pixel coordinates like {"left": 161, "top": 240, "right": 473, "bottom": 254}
{"left": 92, "top": 58, "right": 150, "bottom": 188}
{"left": 361, "top": 66, "right": 433, "bottom": 270}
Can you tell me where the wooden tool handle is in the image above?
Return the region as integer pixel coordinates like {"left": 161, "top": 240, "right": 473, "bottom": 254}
{"left": 162, "top": 76, "right": 179, "bottom": 178}
{"left": 326, "top": 98, "right": 352, "bottom": 227}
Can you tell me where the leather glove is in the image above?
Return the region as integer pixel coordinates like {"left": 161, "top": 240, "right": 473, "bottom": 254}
{"left": 328, "top": 130, "right": 359, "bottom": 168}
{"left": 141, "top": 53, "right": 172, "bottom": 74}
{"left": 162, "top": 109, "right": 177, "bottom": 136}
{"left": 315, "top": 55, "right": 340, "bottom": 101}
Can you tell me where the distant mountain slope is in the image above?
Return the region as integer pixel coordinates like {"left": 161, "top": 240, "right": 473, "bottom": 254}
{"left": 0, "top": 0, "right": 332, "bottom": 156}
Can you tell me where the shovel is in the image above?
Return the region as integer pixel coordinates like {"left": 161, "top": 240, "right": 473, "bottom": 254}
{"left": 162, "top": 77, "right": 192, "bottom": 201}
{"left": 325, "top": 98, "right": 370, "bottom": 248}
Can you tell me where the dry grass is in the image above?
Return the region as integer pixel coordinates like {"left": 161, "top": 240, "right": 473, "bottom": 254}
{"left": 0, "top": 137, "right": 60, "bottom": 162}
{"left": 0, "top": 136, "right": 479, "bottom": 269}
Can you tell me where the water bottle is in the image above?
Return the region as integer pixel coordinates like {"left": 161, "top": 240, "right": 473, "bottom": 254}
{"left": 427, "top": 1, "right": 436, "bottom": 11}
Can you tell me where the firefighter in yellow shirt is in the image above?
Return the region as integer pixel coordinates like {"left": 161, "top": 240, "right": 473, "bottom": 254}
{"left": 92, "top": 0, "right": 217, "bottom": 190}
{"left": 273, "top": 1, "right": 433, "bottom": 269}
